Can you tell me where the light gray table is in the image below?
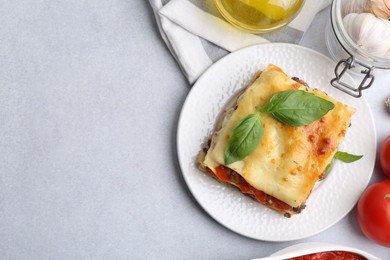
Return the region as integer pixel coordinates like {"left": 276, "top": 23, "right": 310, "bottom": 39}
{"left": 1, "top": 1, "right": 389, "bottom": 259}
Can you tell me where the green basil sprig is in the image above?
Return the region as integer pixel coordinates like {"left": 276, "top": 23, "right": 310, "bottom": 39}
{"left": 334, "top": 151, "right": 363, "bottom": 162}
{"left": 324, "top": 157, "right": 336, "bottom": 179}
{"left": 323, "top": 151, "right": 363, "bottom": 179}
{"left": 225, "top": 113, "right": 263, "bottom": 165}
{"left": 258, "top": 90, "right": 335, "bottom": 126}
{"left": 224, "top": 89, "right": 336, "bottom": 164}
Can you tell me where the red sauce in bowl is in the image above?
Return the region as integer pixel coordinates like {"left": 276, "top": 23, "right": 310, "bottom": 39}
{"left": 287, "top": 251, "right": 366, "bottom": 260}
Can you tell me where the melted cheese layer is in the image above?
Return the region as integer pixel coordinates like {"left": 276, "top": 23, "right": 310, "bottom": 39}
{"left": 203, "top": 64, "right": 355, "bottom": 208}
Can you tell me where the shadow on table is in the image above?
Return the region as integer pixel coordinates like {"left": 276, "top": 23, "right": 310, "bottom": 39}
{"left": 170, "top": 91, "right": 210, "bottom": 217}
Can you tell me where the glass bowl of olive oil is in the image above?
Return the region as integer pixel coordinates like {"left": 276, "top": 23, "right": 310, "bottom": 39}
{"left": 214, "top": 0, "right": 305, "bottom": 33}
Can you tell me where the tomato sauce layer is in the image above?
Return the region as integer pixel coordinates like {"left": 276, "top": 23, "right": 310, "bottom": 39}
{"left": 209, "top": 166, "right": 294, "bottom": 214}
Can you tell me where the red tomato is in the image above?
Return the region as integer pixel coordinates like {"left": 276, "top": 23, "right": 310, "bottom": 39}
{"left": 357, "top": 180, "right": 390, "bottom": 247}
{"left": 380, "top": 136, "right": 390, "bottom": 178}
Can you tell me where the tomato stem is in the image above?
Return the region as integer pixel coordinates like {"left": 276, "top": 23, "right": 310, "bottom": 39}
{"left": 385, "top": 194, "right": 390, "bottom": 199}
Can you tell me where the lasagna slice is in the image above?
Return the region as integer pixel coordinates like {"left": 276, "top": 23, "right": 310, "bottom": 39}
{"left": 198, "top": 64, "right": 356, "bottom": 217}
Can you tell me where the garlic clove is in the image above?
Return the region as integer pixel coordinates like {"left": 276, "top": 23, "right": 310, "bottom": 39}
{"left": 385, "top": 96, "right": 390, "bottom": 110}
{"left": 370, "top": 0, "right": 390, "bottom": 19}
{"left": 343, "top": 13, "right": 390, "bottom": 58}
{"left": 343, "top": 13, "right": 364, "bottom": 40}
{"left": 358, "top": 15, "right": 390, "bottom": 52}
{"left": 385, "top": 0, "right": 390, "bottom": 9}
{"left": 341, "top": 0, "right": 371, "bottom": 17}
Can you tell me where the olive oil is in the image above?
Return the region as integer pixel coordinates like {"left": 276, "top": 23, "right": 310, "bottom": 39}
{"left": 215, "top": 0, "right": 304, "bottom": 32}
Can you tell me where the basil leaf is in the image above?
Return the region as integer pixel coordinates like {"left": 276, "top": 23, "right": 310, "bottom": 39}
{"left": 259, "top": 90, "right": 335, "bottom": 126}
{"left": 225, "top": 113, "right": 263, "bottom": 165}
{"left": 323, "top": 157, "right": 335, "bottom": 180}
{"left": 334, "top": 151, "right": 363, "bottom": 163}
{"left": 322, "top": 151, "right": 363, "bottom": 180}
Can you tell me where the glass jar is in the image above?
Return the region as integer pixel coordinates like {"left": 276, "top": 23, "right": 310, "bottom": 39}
{"left": 325, "top": 0, "right": 390, "bottom": 97}
{"left": 214, "top": 0, "right": 305, "bottom": 33}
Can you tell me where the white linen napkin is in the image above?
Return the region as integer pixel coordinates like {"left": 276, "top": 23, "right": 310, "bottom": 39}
{"left": 150, "top": 0, "right": 331, "bottom": 84}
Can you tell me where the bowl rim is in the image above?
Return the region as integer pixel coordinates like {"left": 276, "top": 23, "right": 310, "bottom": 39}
{"left": 251, "top": 242, "right": 380, "bottom": 260}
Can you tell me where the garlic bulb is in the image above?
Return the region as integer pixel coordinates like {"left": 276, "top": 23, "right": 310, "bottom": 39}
{"left": 342, "top": 0, "right": 370, "bottom": 17}
{"left": 341, "top": 0, "right": 390, "bottom": 19}
{"left": 370, "top": 0, "right": 390, "bottom": 19}
{"left": 343, "top": 13, "right": 390, "bottom": 58}
{"left": 386, "top": 96, "right": 390, "bottom": 109}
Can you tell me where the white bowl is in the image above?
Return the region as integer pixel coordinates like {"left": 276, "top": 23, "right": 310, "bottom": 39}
{"left": 252, "top": 242, "right": 380, "bottom": 260}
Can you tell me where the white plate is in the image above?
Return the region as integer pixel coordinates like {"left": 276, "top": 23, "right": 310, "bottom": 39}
{"left": 176, "top": 43, "right": 376, "bottom": 241}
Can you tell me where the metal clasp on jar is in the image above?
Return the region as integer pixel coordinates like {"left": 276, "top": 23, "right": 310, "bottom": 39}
{"left": 331, "top": 56, "right": 375, "bottom": 98}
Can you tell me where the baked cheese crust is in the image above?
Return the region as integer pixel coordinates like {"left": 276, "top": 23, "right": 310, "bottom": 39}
{"left": 199, "top": 64, "right": 356, "bottom": 215}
